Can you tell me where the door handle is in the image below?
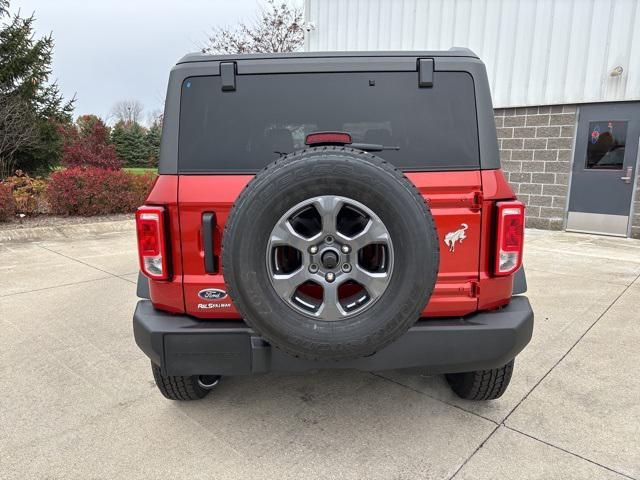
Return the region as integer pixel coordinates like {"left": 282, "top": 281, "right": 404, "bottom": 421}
{"left": 620, "top": 167, "right": 633, "bottom": 184}
{"left": 202, "top": 212, "right": 217, "bottom": 273}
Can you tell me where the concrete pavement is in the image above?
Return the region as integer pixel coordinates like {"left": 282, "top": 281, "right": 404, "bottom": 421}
{"left": 1, "top": 226, "right": 639, "bottom": 479}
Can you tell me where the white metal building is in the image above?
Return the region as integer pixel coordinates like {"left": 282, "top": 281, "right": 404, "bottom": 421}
{"left": 304, "top": 0, "right": 640, "bottom": 108}
{"left": 304, "top": 0, "right": 640, "bottom": 238}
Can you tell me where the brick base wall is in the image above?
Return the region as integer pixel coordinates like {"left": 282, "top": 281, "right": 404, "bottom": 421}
{"left": 494, "top": 104, "right": 640, "bottom": 238}
{"left": 494, "top": 105, "right": 577, "bottom": 230}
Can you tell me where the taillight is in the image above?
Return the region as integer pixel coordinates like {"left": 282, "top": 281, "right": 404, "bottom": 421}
{"left": 495, "top": 201, "right": 525, "bottom": 276}
{"left": 136, "top": 206, "right": 169, "bottom": 280}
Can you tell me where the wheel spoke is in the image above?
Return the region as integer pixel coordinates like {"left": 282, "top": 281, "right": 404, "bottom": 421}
{"left": 350, "top": 266, "right": 390, "bottom": 298}
{"left": 271, "top": 268, "right": 311, "bottom": 300}
{"left": 318, "top": 282, "right": 347, "bottom": 320}
{"left": 312, "top": 196, "right": 343, "bottom": 235}
{"left": 270, "top": 219, "right": 314, "bottom": 251}
{"left": 340, "top": 218, "right": 390, "bottom": 251}
{"left": 267, "top": 195, "right": 394, "bottom": 320}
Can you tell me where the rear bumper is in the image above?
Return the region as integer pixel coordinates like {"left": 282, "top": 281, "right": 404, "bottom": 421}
{"left": 133, "top": 296, "right": 533, "bottom": 376}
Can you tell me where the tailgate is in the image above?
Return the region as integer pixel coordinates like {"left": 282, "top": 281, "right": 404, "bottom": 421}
{"left": 178, "top": 171, "right": 482, "bottom": 319}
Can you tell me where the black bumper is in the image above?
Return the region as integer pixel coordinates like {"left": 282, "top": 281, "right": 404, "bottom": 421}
{"left": 133, "top": 297, "right": 533, "bottom": 376}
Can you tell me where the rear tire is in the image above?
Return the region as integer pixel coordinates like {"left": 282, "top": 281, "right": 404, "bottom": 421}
{"left": 151, "top": 363, "right": 220, "bottom": 401}
{"left": 445, "top": 359, "right": 514, "bottom": 401}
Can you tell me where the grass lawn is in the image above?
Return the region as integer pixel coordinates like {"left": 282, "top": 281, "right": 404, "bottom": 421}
{"left": 124, "top": 167, "right": 157, "bottom": 175}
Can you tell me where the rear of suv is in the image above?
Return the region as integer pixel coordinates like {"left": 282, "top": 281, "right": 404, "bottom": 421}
{"left": 133, "top": 50, "right": 533, "bottom": 402}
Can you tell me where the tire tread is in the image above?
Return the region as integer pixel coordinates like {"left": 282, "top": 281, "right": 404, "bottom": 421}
{"left": 446, "top": 359, "right": 514, "bottom": 401}
{"left": 151, "top": 363, "right": 210, "bottom": 401}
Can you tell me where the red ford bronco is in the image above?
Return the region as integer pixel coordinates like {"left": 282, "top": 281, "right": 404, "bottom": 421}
{"left": 133, "top": 50, "right": 533, "bottom": 401}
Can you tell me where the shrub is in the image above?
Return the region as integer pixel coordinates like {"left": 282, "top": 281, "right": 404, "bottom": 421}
{"left": 5, "top": 170, "right": 48, "bottom": 215}
{"left": 45, "top": 167, "right": 156, "bottom": 216}
{"left": 60, "top": 120, "right": 122, "bottom": 170}
{"left": 0, "top": 182, "right": 17, "bottom": 221}
{"left": 128, "top": 171, "right": 157, "bottom": 207}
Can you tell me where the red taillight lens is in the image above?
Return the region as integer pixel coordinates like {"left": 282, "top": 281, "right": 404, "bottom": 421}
{"left": 305, "top": 131, "right": 352, "bottom": 146}
{"left": 495, "top": 201, "right": 524, "bottom": 276}
{"left": 136, "top": 206, "right": 169, "bottom": 280}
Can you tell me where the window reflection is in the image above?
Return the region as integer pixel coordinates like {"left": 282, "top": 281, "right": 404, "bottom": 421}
{"left": 585, "top": 121, "right": 627, "bottom": 170}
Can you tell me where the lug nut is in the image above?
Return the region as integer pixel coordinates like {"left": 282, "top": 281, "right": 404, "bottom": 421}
{"left": 325, "top": 236, "right": 334, "bottom": 244}
{"left": 341, "top": 244, "right": 350, "bottom": 254}
{"left": 341, "top": 263, "right": 351, "bottom": 272}
{"left": 309, "top": 264, "right": 319, "bottom": 273}
{"left": 309, "top": 245, "right": 318, "bottom": 254}
{"left": 325, "top": 272, "right": 335, "bottom": 282}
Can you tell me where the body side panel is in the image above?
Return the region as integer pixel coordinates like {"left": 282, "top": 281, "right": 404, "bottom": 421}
{"left": 477, "top": 169, "right": 517, "bottom": 310}
{"left": 144, "top": 175, "right": 184, "bottom": 313}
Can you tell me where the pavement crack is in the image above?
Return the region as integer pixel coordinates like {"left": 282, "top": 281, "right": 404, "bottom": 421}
{"left": 0, "top": 275, "right": 113, "bottom": 298}
{"left": 501, "top": 270, "right": 640, "bottom": 425}
{"left": 370, "top": 372, "right": 499, "bottom": 425}
{"left": 37, "top": 244, "right": 120, "bottom": 278}
{"left": 117, "top": 274, "right": 138, "bottom": 284}
{"left": 449, "top": 424, "right": 500, "bottom": 479}
{"left": 504, "top": 425, "right": 639, "bottom": 480}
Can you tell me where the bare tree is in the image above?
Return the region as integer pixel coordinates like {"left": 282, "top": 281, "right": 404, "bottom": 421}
{"left": 0, "top": 95, "right": 38, "bottom": 178}
{"left": 202, "top": 0, "right": 304, "bottom": 54}
{"left": 146, "top": 108, "right": 163, "bottom": 128}
{"left": 110, "top": 99, "right": 144, "bottom": 125}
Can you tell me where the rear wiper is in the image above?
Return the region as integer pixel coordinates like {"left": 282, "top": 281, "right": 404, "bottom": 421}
{"left": 273, "top": 144, "right": 399, "bottom": 156}
{"left": 350, "top": 143, "right": 400, "bottom": 152}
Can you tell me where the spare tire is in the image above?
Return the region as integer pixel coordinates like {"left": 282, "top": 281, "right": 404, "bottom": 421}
{"left": 222, "top": 147, "right": 439, "bottom": 360}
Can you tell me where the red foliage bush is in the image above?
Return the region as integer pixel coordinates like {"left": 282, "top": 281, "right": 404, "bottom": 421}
{"left": 128, "top": 172, "right": 157, "bottom": 208}
{"left": 0, "top": 182, "right": 17, "bottom": 221}
{"left": 46, "top": 167, "right": 156, "bottom": 216}
{"left": 60, "top": 121, "right": 122, "bottom": 170}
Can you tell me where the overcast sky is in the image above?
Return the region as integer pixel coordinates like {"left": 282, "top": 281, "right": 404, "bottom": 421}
{"left": 12, "top": 0, "right": 261, "bottom": 122}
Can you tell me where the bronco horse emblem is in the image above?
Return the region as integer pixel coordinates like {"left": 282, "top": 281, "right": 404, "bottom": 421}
{"left": 444, "top": 223, "right": 468, "bottom": 252}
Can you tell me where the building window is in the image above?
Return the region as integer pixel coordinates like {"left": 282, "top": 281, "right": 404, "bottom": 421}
{"left": 585, "top": 120, "right": 627, "bottom": 170}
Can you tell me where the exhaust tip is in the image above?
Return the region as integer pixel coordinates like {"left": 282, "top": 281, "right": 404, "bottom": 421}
{"left": 197, "top": 375, "right": 220, "bottom": 390}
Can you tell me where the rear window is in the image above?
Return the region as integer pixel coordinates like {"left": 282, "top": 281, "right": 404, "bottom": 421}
{"left": 178, "top": 71, "right": 479, "bottom": 173}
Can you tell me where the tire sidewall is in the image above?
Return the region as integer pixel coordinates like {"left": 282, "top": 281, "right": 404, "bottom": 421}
{"left": 223, "top": 148, "right": 439, "bottom": 359}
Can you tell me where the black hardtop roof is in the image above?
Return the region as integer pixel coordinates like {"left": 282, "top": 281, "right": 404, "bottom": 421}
{"left": 159, "top": 46, "right": 500, "bottom": 174}
{"left": 177, "top": 48, "right": 478, "bottom": 65}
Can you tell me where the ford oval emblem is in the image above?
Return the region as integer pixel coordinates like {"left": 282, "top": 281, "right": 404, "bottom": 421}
{"left": 198, "top": 288, "right": 228, "bottom": 300}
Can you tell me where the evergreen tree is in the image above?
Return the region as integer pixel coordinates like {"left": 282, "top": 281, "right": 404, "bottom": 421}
{"left": 128, "top": 122, "right": 148, "bottom": 167}
{"left": 110, "top": 121, "right": 128, "bottom": 165}
{"left": 145, "top": 121, "right": 161, "bottom": 167}
{"left": 0, "top": 1, "right": 73, "bottom": 176}
{"left": 111, "top": 121, "right": 149, "bottom": 167}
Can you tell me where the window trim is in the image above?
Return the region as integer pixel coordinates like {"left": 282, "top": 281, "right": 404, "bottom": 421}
{"left": 583, "top": 119, "right": 628, "bottom": 171}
